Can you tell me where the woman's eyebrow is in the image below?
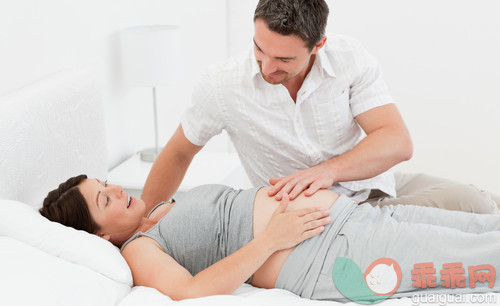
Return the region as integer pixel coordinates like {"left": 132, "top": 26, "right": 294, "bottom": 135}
{"left": 94, "top": 178, "right": 101, "bottom": 208}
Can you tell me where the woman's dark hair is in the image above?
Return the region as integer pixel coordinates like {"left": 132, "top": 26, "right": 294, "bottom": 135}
{"left": 254, "top": 0, "right": 329, "bottom": 50}
{"left": 39, "top": 174, "right": 101, "bottom": 234}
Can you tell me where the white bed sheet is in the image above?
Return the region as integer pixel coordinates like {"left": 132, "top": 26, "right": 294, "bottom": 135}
{"left": 119, "top": 284, "right": 416, "bottom": 306}
{"left": 120, "top": 285, "right": 500, "bottom": 306}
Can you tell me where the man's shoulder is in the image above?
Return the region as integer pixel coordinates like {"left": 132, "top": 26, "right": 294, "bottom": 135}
{"left": 324, "top": 33, "right": 366, "bottom": 54}
{"left": 321, "top": 34, "right": 374, "bottom": 71}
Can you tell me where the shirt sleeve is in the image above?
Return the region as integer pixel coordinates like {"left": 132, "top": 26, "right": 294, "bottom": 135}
{"left": 349, "top": 45, "right": 394, "bottom": 117}
{"left": 181, "top": 68, "right": 224, "bottom": 146}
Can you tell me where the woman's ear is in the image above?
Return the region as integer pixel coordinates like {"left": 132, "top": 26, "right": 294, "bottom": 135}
{"left": 98, "top": 233, "right": 111, "bottom": 241}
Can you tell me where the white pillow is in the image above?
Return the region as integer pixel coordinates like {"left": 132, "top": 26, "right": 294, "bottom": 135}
{"left": 0, "top": 237, "right": 130, "bottom": 306}
{"left": 0, "top": 199, "right": 132, "bottom": 286}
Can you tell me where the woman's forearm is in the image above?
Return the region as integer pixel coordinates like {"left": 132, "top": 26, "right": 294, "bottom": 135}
{"left": 183, "top": 235, "right": 276, "bottom": 298}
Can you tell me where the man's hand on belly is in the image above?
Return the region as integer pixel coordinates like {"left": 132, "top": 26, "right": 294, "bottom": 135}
{"left": 268, "top": 163, "right": 336, "bottom": 201}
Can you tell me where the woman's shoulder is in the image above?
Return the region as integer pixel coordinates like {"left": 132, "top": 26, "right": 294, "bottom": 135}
{"left": 120, "top": 221, "right": 162, "bottom": 253}
{"left": 121, "top": 235, "right": 162, "bottom": 256}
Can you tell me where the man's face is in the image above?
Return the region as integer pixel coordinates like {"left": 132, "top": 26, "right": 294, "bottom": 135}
{"left": 253, "top": 18, "right": 315, "bottom": 85}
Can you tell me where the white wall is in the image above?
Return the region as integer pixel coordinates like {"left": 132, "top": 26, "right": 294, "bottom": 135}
{"left": 227, "top": 0, "right": 500, "bottom": 192}
{"left": 0, "top": 0, "right": 229, "bottom": 169}
{"left": 2, "top": 0, "right": 499, "bottom": 192}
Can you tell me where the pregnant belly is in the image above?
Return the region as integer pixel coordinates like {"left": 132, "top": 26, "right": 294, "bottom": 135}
{"left": 250, "top": 187, "right": 339, "bottom": 289}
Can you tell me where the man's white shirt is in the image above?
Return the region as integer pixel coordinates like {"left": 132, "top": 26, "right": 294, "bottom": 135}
{"left": 181, "top": 34, "right": 396, "bottom": 202}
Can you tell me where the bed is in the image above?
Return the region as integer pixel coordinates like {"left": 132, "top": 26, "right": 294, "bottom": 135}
{"left": 0, "top": 68, "right": 497, "bottom": 306}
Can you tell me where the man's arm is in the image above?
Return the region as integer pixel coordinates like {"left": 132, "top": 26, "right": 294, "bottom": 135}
{"left": 141, "top": 124, "right": 203, "bottom": 211}
{"left": 268, "top": 103, "right": 413, "bottom": 200}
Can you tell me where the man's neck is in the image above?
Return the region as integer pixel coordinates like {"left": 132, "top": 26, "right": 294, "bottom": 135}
{"left": 282, "top": 54, "right": 316, "bottom": 103}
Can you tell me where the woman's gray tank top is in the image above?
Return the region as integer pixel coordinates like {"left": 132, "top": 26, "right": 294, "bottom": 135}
{"left": 121, "top": 184, "right": 260, "bottom": 280}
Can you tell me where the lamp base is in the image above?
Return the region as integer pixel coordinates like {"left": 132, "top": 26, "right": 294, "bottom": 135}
{"left": 139, "top": 147, "right": 162, "bottom": 162}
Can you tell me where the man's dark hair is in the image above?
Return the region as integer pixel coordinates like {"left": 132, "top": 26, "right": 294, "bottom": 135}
{"left": 254, "top": 0, "right": 329, "bottom": 50}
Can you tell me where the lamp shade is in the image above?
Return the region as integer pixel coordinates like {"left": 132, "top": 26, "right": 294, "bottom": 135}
{"left": 119, "top": 25, "right": 182, "bottom": 87}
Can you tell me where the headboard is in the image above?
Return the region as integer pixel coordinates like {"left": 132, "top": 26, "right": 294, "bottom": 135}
{"left": 0, "top": 67, "right": 108, "bottom": 208}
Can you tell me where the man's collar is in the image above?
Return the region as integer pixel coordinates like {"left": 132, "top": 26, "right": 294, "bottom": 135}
{"left": 316, "top": 41, "right": 336, "bottom": 78}
{"left": 250, "top": 42, "right": 336, "bottom": 85}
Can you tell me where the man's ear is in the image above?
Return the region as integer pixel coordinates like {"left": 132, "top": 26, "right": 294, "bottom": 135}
{"left": 98, "top": 233, "right": 111, "bottom": 241}
{"left": 312, "top": 36, "right": 327, "bottom": 54}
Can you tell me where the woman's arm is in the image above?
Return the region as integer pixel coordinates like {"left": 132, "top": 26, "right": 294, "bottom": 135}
{"left": 122, "top": 194, "right": 331, "bottom": 300}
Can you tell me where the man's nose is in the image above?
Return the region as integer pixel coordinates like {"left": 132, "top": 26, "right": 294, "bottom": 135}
{"left": 261, "top": 58, "right": 277, "bottom": 75}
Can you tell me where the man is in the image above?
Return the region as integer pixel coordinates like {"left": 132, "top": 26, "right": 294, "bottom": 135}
{"left": 142, "top": 0, "right": 499, "bottom": 214}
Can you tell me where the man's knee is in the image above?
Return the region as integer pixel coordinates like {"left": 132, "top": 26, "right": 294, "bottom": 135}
{"left": 392, "top": 172, "right": 499, "bottom": 214}
{"left": 423, "top": 184, "right": 498, "bottom": 214}
{"left": 394, "top": 172, "right": 456, "bottom": 196}
{"left": 407, "top": 183, "right": 499, "bottom": 214}
{"left": 370, "top": 183, "right": 499, "bottom": 214}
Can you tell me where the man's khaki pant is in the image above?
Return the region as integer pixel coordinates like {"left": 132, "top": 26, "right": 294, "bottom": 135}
{"left": 366, "top": 172, "right": 500, "bottom": 214}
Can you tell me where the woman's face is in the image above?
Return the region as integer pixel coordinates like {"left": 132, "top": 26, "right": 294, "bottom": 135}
{"left": 78, "top": 178, "right": 147, "bottom": 244}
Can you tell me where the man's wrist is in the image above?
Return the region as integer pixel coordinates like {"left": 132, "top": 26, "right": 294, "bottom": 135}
{"left": 324, "top": 158, "right": 341, "bottom": 182}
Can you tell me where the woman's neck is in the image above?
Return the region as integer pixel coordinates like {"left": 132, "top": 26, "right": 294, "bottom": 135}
{"left": 137, "top": 217, "right": 159, "bottom": 232}
{"left": 138, "top": 201, "right": 176, "bottom": 232}
{"left": 148, "top": 201, "right": 175, "bottom": 221}
{"left": 116, "top": 201, "right": 175, "bottom": 248}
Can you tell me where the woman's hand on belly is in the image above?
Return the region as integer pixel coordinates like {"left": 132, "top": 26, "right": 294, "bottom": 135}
{"left": 253, "top": 187, "right": 339, "bottom": 238}
{"left": 258, "top": 193, "right": 332, "bottom": 251}
{"left": 251, "top": 187, "right": 339, "bottom": 288}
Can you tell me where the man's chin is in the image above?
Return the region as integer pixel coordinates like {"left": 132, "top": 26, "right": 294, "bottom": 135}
{"left": 262, "top": 75, "right": 287, "bottom": 85}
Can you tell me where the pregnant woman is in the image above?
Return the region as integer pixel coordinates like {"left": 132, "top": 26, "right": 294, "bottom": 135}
{"left": 40, "top": 175, "right": 500, "bottom": 302}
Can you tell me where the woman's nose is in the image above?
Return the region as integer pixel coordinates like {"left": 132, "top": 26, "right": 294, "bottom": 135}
{"left": 108, "top": 184, "right": 124, "bottom": 198}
